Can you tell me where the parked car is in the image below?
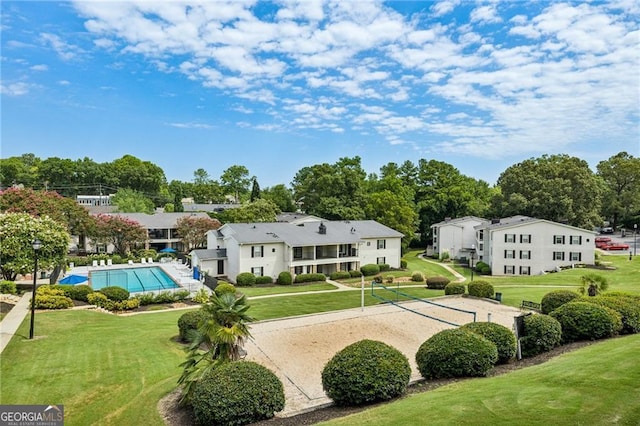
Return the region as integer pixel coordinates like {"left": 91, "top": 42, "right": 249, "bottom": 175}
{"left": 595, "top": 236, "right": 612, "bottom": 243}
{"left": 601, "top": 227, "right": 614, "bottom": 234}
{"left": 603, "top": 243, "right": 629, "bottom": 251}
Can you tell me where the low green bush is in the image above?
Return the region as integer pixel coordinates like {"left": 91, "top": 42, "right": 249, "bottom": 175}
{"left": 99, "top": 286, "right": 130, "bottom": 302}
{"left": 36, "top": 285, "right": 66, "bottom": 296}
{"left": 444, "top": 282, "right": 465, "bottom": 295}
{"left": 426, "top": 276, "right": 450, "bottom": 290}
{"left": 322, "top": 340, "right": 410, "bottom": 406}
{"left": 34, "top": 295, "right": 73, "bottom": 309}
{"left": 550, "top": 302, "right": 622, "bottom": 342}
{"left": 153, "top": 291, "right": 177, "bottom": 304}
{"left": 415, "top": 329, "right": 497, "bottom": 379}
{"left": 330, "top": 271, "right": 351, "bottom": 280}
{"left": 520, "top": 314, "right": 563, "bottom": 357}
{"left": 0, "top": 280, "right": 17, "bottom": 294}
{"left": 597, "top": 294, "right": 640, "bottom": 334}
{"left": 111, "top": 299, "right": 140, "bottom": 311}
{"left": 541, "top": 290, "right": 580, "bottom": 314}
{"left": 191, "top": 361, "right": 284, "bottom": 425}
{"left": 411, "top": 272, "right": 424, "bottom": 282}
{"left": 372, "top": 274, "right": 383, "bottom": 284}
{"left": 61, "top": 284, "right": 93, "bottom": 302}
{"left": 173, "top": 289, "right": 190, "bottom": 301}
{"left": 177, "top": 309, "right": 206, "bottom": 342}
{"left": 349, "top": 270, "right": 362, "bottom": 278}
{"left": 191, "top": 289, "right": 210, "bottom": 304}
{"left": 236, "top": 272, "right": 257, "bottom": 287}
{"left": 475, "top": 261, "right": 491, "bottom": 274}
{"left": 385, "top": 275, "right": 394, "bottom": 284}
{"left": 87, "top": 292, "right": 109, "bottom": 307}
{"left": 135, "top": 293, "right": 155, "bottom": 306}
{"left": 360, "top": 264, "right": 380, "bottom": 277}
{"left": 294, "top": 273, "right": 326, "bottom": 283}
{"left": 468, "top": 280, "right": 495, "bottom": 299}
{"left": 378, "top": 264, "right": 390, "bottom": 272}
{"left": 277, "top": 271, "right": 292, "bottom": 285}
{"left": 255, "top": 275, "right": 273, "bottom": 285}
{"left": 400, "top": 260, "right": 407, "bottom": 269}
{"left": 214, "top": 282, "right": 237, "bottom": 297}
{"left": 461, "top": 322, "right": 517, "bottom": 364}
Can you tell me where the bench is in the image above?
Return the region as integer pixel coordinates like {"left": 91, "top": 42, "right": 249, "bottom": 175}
{"left": 521, "top": 300, "right": 541, "bottom": 311}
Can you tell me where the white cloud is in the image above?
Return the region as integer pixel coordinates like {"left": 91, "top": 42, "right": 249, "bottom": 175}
{"left": 40, "top": 33, "right": 80, "bottom": 60}
{"left": 431, "top": 0, "right": 461, "bottom": 17}
{"left": 167, "top": 122, "right": 214, "bottom": 129}
{"left": 1, "top": 82, "right": 30, "bottom": 96}
{"left": 30, "top": 64, "right": 48, "bottom": 71}
{"left": 470, "top": 5, "right": 503, "bottom": 25}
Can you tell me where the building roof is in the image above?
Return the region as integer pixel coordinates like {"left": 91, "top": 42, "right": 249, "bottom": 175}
{"left": 475, "top": 215, "right": 596, "bottom": 234}
{"left": 276, "top": 212, "right": 324, "bottom": 224}
{"left": 431, "top": 216, "right": 488, "bottom": 228}
{"left": 182, "top": 203, "right": 241, "bottom": 212}
{"left": 99, "top": 212, "right": 210, "bottom": 229}
{"left": 217, "top": 220, "right": 403, "bottom": 246}
{"left": 190, "top": 248, "right": 227, "bottom": 260}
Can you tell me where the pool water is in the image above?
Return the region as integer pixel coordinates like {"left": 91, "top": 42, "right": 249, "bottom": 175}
{"left": 90, "top": 267, "right": 180, "bottom": 293}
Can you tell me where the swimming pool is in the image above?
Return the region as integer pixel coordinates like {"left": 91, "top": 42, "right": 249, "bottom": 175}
{"left": 90, "top": 267, "right": 180, "bottom": 293}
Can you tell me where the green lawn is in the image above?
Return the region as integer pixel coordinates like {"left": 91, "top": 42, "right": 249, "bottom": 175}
{"left": 240, "top": 282, "right": 337, "bottom": 297}
{"left": 321, "top": 334, "right": 640, "bottom": 426}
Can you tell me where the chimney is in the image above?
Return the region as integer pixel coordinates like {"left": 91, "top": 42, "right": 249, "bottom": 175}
{"left": 318, "top": 223, "right": 326, "bottom": 235}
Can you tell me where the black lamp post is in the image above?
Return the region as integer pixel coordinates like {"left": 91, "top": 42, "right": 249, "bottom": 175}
{"left": 634, "top": 224, "right": 637, "bottom": 258}
{"left": 470, "top": 244, "right": 476, "bottom": 281}
{"left": 29, "top": 238, "right": 42, "bottom": 340}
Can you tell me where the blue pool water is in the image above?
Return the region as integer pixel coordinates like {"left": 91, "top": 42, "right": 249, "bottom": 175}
{"left": 90, "top": 267, "right": 180, "bottom": 293}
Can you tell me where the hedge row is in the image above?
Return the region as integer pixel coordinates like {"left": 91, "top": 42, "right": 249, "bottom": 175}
{"left": 294, "top": 273, "right": 327, "bottom": 283}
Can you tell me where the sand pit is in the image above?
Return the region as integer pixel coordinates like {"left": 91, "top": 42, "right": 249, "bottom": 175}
{"left": 244, "top": 296, "right": 524, "bottom": 416}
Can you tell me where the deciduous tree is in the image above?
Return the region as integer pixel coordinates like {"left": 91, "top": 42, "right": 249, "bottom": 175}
{"left": 220, "top": 165, "right": 251, "bottom": 203}
{"left": 597, "top": 152, "right": 640, "bottom": 230}
{"left": 92, "top": 214, "right": 147, "bottom": 256}
{"left": 221, "top": 199, "right": 281, "bottom": 223}
{"left": 111, "top": 188, "right": 155, "bottom": 214}
{"left": 176, "top": 216, "right": 222, "bottom": 250}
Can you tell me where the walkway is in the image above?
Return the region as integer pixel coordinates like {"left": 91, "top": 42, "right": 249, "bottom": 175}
{"left": 0, "top": 292, "right": 32, "bottom": 354}
{"left": 417, "top": 253, "right": 467, "bottom": 283}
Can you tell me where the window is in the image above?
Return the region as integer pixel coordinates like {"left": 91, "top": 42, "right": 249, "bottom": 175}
{"left": 294, "top": 266, "right": 303, "bottom": 275}
{"left": 504, "top": 250, "right": 515, "bottom": 259}
{"left": 570, "top": 236, "right": 582, "bottom": 245}
{"left": 293, "top": 247, "right": 302, "bottom": 259}
{"left": 554, "top": 235, "right": 565, "bottom": 244}
{"left": 217, "top": 260, "right": 224, "bottom": 275}
{"left": 520, "top": 234, "right": 531, "bottom": 243}
{"left": 504, "top": 265, "right": 515, "bottom": 274}
{"left": 520, "top": 250, "right": 531, "bottom": 260}
{"left": 377, "top": 239, "right": 386, "bottom": 249}
{"left": 553, "top": 251, "right": 565, "bottom": 261}
{"left": 251, "top": 266, "right": 264, "bottom": 276}
{"left": 478, "top": 230, "right": 484, "bottom": 241}
{"left": 504, "top": 234, "right": 516, "bottom": 243}
{"left": 251, "top": 245, "right": 264, "bottom": 258}
{"left": 570, "top": 252, "right": 582, "bottom": 262}
{"left": 519, "top": 266, "right": 531, "bottom": 275}
{"left": 376, "top": 257, "right": 386, "bottom": 265}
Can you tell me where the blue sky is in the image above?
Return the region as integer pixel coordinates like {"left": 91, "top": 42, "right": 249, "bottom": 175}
{"left": 2, "top": 1, "right": 639, "bottom": 187}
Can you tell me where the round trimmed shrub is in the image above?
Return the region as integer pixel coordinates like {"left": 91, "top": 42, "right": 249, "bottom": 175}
{"left": 349, "top": 270, "right": 363, "bottom": 278}
{"left": 520, "top": 314, "right": 562, "bottom": 357}
{"left": 0, "top": 280, "right": 17, "bottom": 294}
{"left": 444, "top": 282, "right": 465, "bottom": 295}
{"left": 411, "top": 272, "right": 424, "bottom": 282}
{"left": 415, "top": 329, "right": 497, "bottom": 379}
{"left": 385, "top": 275, "right": 394, "bottom": 284}
{"left": 330, "top": 271, "right": 351, "bottom": 280}
{"left": 400, "top": 260, "right": 407, "bottom": 269}
{"left": 597, "top": 294, "right": 640, "bottom": 334}
{"left": 360, "top": 264, "right": 380, "bottom": 277}
{"left": 426, "top": 276, "right": 450, "bottom": 289}
{"left": 277, "top": 271, "right": 292, "bottom": 285}
{"left": 255, "top": 275, "right": 273, "bottom": 285}
{"left": 99, "top": 286, "right": 130, "bottom": 301}
{"left": 61, "top": 284, "right": 94, "bottom": 302}
{"left": 214, "top": 282, "right": 237, "bottom": 297}
{"left": 236, "top": 272, "right": 256, "bottom": 287}
{"left": 372, "top": 274, "right": 383, "bottom": 284}
{"left": 378, "top": 264, "right": 391, "bottom": 272}
{"left": 294, "top": 273, "right": 326, "bottom": 283}
{"left": 461, "top": 322, "right": 516, "bottom": 364}
{"left": 550, "top": 302, "right": 622, "bottom": 342}
{"left": 322, "top": 340, "right": 410, "bottom": 406}
{"left": 191, "top": 361, "right": 284, "bottom": 425}
{"left": 541, "top": 290, "right": 580, "bottom": 314}
{"left": 34, "top": 295, "right": 73, "bottom": 309}
{"left": 177, "top": 309, "right": 206, "bottom": 342}
{"left": 475, "top": 261, "right": 491, "bottom": 275}
{"left": 87, "top": 292, "right": 109, "bottom": 307}
{"left": 467, "top": 280, "right": 494, "bottom": 299}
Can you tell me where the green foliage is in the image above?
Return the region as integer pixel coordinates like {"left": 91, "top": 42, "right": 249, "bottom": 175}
{"left": 520, "top": 314, "right": 562, "bottom": 357}
{"left": 173, "top": 290, "right": 190, "bottom": 302}
{"left": 111, "top": 299, "right": 140, "bottom": 311}
{"left": 135, "top": 293, "right": 155, "bottom": 306}
{"left": 444, "top": 282, "right": 465, "bottom": 295}
{"left": 385, "top": 275, "right": 394, "bottom": 284}
{"left": 322, "top": 340, "right": 411, "bottom": 406}
{"left": 61, "top": 284, "right": 94, "bottom": 302}
{"left": 177, "top": 309, "right": 206, "bottom": 342}
{"left": 111, "top": 188, "right": 155, "bottom": 214}
{"left": 349, "top": 270, "right": 363, "bottom": 278}
{"left": 378, "top": 264, "right": 390, "bottom": 272}
{"left": 372, "top": 274, "right": 383, "bottom": 284}
{"left": 415, "top": 329, "right": 497, "bottom": 379}
{"left": 153, "top": 291, "right": 177, "bottom": 304}
{"left": 426, "top": 276, "right": 450, "bottom": 289}
{"left": 176, "top": 215, "right": 221, "bottom": 251}
{"left": 191, "top": 361, "right": 284, "bottom": 426}
{"left": 597, "top": 152, "right": 640, "bottom": 230}
{"left": 468, "top": 280, "right": 495, "bottom": 298}
{"left": 276, "top": 271, "right": 292, "bottom": 285}
{"left": 330, "top": 271, "right": 352, "bottom": 280}
{"left": 191, "top": 288, "right": 210, "bottom": 304}
{"left": 461, "top": 322, "right": 517, "bottom": 364}
{"left": 579, "top": 273, "right": 609, "bottom": 296}
{"left": 214, "top": 282, "right": 237, "bottom": 297}
{"left": 255, "top": 275, "right": 273, "bottom": 285}
{"left": 364, "top": 190, "right": 418, "bottom": 251}
{"left": 410, "top": 272, "right": 424, "bottom": 282}
{"left": 439, "top": 251, "right": 450, "bottom": 262}
{"left": 360, "top": 264, "right": 380, "bottom": 276}
{"left": 36, "top": 285, "right": 66, "bottom": 296}
{"left": 541, "top": 290, "right": 580, "bottom": 314}
{"left": 582, "top": 295, "right": 640, "bottom": 334}
{"left": 550, "top": 302, "right": 623, "bottom": 342}
{"left": 400, "top": 260, "right": 407, "bottom": 269}
{"left": 223, "top": 199, "right": 281, "bottom": 223}
{"left": 87, "top": 292, "right": 109, "bottom": 307}
{"left": 93, "top": 214, "right": 146, "bottom": 256}
{"left": 99, "top": 286, "right": 130, "bottom": 302}
{"left": 236, "top": 272, "right": 256, "bottom": 287}
{"left": 475, "top": 261, "right": 491, "bottom": 274}
{"left": 294, "top": 273, "right": 326, "bottom": 283}
{"left": 0, "top": 280, "right": 17, "bottom": 294}
{"left": 34, "top": 295, "right": 73, "bottom": 309}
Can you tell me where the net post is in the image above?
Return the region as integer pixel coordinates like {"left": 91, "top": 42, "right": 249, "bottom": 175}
{"left": 361, "top": 275, "right": 364, "bottom": 312}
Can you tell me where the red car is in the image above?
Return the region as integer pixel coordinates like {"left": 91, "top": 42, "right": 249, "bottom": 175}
{"left": 595, "top": 237, "right": 612, "bottom": 243}
{"left": 603, "top": 243, "right": 630, "bottom": 251}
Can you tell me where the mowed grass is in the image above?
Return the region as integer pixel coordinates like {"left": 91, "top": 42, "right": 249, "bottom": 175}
{"left": 321, "top": 333, "right": 640, "bottom": 426}
{"left": 239, "top": 282, "right": 337, "bottom": 297}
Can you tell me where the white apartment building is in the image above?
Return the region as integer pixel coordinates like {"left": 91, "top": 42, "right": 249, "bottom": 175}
{"left": 193, "top": 220, "right": 403, "bottom": 283}
{"left": 431, "top": 216, "right": 488, "bottom": 260}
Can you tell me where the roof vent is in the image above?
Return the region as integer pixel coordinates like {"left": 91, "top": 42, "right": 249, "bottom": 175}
{"left": 491, "top": 218, "right": 500, "bottom": 224}
{"left": 318, "top": 222, "right": 326, "bottom": 235}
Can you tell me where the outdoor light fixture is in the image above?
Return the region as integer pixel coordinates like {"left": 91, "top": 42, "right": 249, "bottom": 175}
{"left": 635, "top": 224, "right": 638, "bottom": 258}
{"left": 470, "top": 244, "right": 476, "bottom": 282}
{"left": 29, "top": 238, "right": 42, "bottom": 340}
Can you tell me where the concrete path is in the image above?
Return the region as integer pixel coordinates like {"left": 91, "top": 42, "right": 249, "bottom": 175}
{"left": 0, "top": 293, "right": 32, "bottom": 354}
{"left": 418, "top": 253, "right": 467, "bottom": 282}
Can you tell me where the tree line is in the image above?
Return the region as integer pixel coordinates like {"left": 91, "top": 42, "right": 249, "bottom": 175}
{"left": 1, "top": 152, "right": 639, "bottom": 247}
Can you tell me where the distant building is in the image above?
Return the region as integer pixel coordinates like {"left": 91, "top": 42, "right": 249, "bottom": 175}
{"left": 76, "top": 194, "right": 113, "bottom": 206}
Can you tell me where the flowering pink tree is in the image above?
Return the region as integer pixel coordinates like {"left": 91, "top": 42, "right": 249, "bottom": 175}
{"left": 176, "top": 216, "right": 221, "bottom": 251}
{"left": 93, "top": 214, "right": 147, "bottom": 256}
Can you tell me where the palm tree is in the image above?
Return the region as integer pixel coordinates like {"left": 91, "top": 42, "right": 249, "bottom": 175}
{"left": 580, "top": 273, "right": 609, "bottom": 296}
{"left": 178, "top": 292, "right": 255, "bottom": 405}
